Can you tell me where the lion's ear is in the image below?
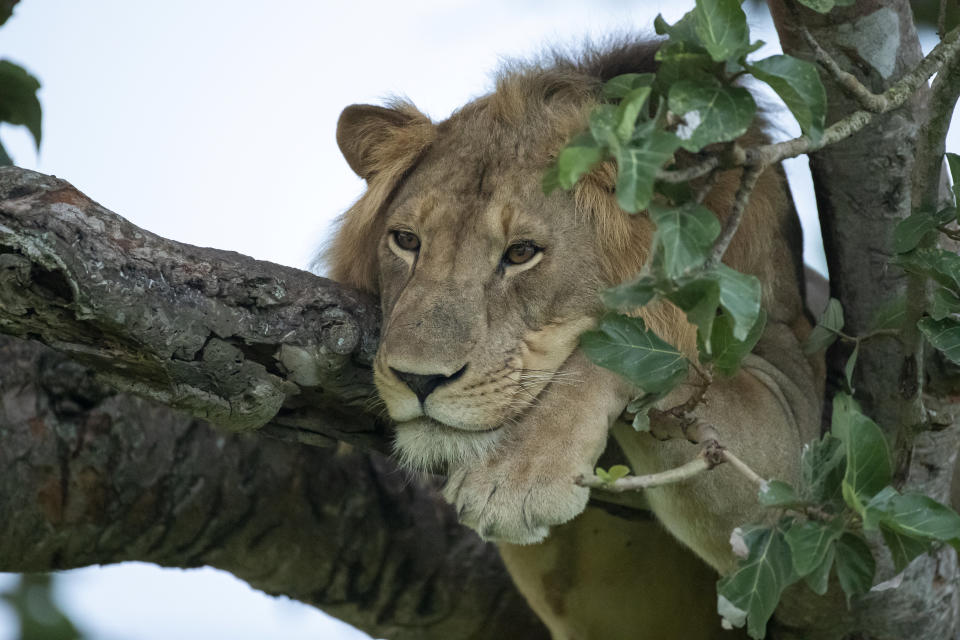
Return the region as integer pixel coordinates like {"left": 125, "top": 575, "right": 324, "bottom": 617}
{"left": 336, "top": 103, "right": 434, "bottom": 181}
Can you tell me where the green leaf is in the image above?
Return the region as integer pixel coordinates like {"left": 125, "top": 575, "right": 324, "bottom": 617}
{"left": 668, "top": 277, "right": 721, "bottom": 343}
{"left": 832, "top": 393, "right": 892, "bottom": 515}
{"left": 931, "top": 287, "right": 960, "bottom": 321}
{"left": 785, "top": 518, "right": 844, "bottom": 577}
{"left": 654, "top": 10, "right": 701, "bottom": 47}
{"left": 615, "top": 87, "right": 652, "bottom": 141}
{"left": 707, "top": 307, "right": 766, "bottom": 376}
{"left": 556, "top": 133, "right": 605, "bottom": 189}
{"left": 918, "top": 316, "right": 960, "bottom": 365}
{"left": 795, "top": 0, "right": 836, "bottom": 12}
{"left": 580, "top": 313, "right": 689, "bottom": 394}
{"left": 844, "top": 341, "right": 859, "bottom": 392}
{"left": 758, "top": 480, "right": 801, "bottom": 508}
{"left": 882, "top": 492, "right": 960, "bottom": 542}
{"left": 834, "top": 533, "right": 875, "bottom": 605}
{"left": 614, "top": 130, "right": 681, "bottom": 213}
{"left": 717, "top": 527, "right": 797, "bottom": 639}
{"left": 694, "top": 0, "right": 750, "bottom": 63}
{"left": 947, "top": 152, "right": 960, "bottom": 207}
{"left": 805, "top": 297, "right": 844, "bottom": 353}
{"left": 608, "top": 464, "right": 630, "bottom": 481}
{"left": 748, "top": 55, "right": 826, "bottom": 144}
{"left": 713, "top": 264, "right": 763, "bottom": 341}
{"left": 601, "top": 275, "right": 658, "bottom": 311}
{"left": 602, "top": 73, "right": 655, "bottom": 100}
{"left": 801, "top": 434, "right": 846, "bottom": 505}
{"left": 862, "top": 486, "right": 899, "bottom": 531}
{"left": 655, "top": 47, "right": 717, "bottom": 92}
{"left": 596, "top": 464, "right": 631, "bottom": 483}
{"left": 868, "top": 295, "right": 907, "bottom": 332}
{"left": 626, "top": 392, "right": 665, "bottom": 432}
{"left": 935, "top": 206, "right": 959, "bottom": 225}
{"left": 668, "top": 78, "right": 756, "bottom": 152}
{"left": 880, "top": 525, "right": 931, "bottom": 573}
{"left": 893, "top": 210, "right": 941, "bottom": 253}
{"left": 804, "top": 543, "right": 835, "bottom": 595}
{"left": 892, "top": 248, "right": 960, "bottom": 292}
{"left": 0, "top": 0, "right": 18, "bottom": 27}
{"left": 589, "top": 104, "right": 620, "bottom": 149}
{"left": 0, "top": 138, "right": 11, "bottom": 166}
{"left": 0, "top": 60, "right": 42, "bottom": 149}
{"left": 650, "top": 202, "right": 721, "bottom": 278}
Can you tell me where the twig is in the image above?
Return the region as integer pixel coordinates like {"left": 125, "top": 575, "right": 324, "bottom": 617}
{"left": 657, "top": 156, "right": 720, "bottom": 183}
{"left": 938, "top": 225, "right": 960, "bottom": 240}
{"left": 579, "top": 440, "right": 768, "bottom": 493}
{"left": 693, "top": 168, "right": 721, "bottom": 205}
{"left": 706, "top": 165, "right": 762, "bottom": 267}
{"left": 578, "top": 448, "right": 714, "bottom": 492}
{"left": 722, "top": 449, "right": 767, "bottom": 490}
{"left": 940, "top": 0, "right": 949, "bottom": 40}
{"left": 797, "top": 23, "right": 888, "bottom": 112}
{"left": 835, "top": 328, "right": 900, "bottom": 343}
{"left": 655, "top": 24, "right": 960, "bottom": 181}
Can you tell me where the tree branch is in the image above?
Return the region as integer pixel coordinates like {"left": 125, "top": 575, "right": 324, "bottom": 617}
{"left": 656, "top": 21, "right": 960, "bottom": 183}
{"left": 706, "top": 165, "right": 763, "bottom": 267}
{"left": 0, "top": 166, "right": 388, "bottom": 451}
{"left": 0, "top": 334, "right": 549, "bottom": 640}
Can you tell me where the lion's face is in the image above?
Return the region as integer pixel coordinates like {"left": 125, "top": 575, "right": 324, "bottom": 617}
{"left": 375, "top": 133, "right": 605, "bottom": 469}
{"left": 327, "top": 82, "right": 659, "bottom": 472}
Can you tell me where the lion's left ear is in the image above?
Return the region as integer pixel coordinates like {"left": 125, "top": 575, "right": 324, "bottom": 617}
{"left": 337, "top": 102, "right": 435, "bottom": 181}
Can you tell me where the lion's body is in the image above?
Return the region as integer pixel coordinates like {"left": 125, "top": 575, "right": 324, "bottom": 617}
{"left": 327, "top": 41, "right": 823, "bottom": 640}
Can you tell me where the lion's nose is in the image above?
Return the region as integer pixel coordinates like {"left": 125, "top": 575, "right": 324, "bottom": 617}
{"left": 390, "top": 365, "right": 466, "bottom": 404}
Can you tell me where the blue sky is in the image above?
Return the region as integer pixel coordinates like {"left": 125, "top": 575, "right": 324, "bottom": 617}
{"left": 2, "top": 0, "right": 943, "bottom": 638}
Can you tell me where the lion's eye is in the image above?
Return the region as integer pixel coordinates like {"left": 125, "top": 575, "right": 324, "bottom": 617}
{"left": 392, "top": 230, "right": 421, "bottom": 252}
{"left": 503, "top": 241, "right": 540, "bottom": 266}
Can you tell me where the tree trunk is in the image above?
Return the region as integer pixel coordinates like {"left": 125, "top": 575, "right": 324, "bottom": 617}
{"left": 767, "top": 2, "right": 960, "bottom": 638}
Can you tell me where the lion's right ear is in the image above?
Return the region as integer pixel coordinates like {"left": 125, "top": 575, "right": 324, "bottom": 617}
{"left": 336, "top": 103, "right": 434, "bottom": 181}
{"left": 323, "top": 102, "right": 433, "bottom": 292}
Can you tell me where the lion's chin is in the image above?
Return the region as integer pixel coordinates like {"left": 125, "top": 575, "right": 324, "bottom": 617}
{"left": 393, "top": 417, "right": 503, "bottom": 473}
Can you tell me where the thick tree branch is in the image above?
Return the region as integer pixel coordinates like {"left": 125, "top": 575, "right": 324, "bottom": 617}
{"left": 0, "top": 334, "right": 548, "bottom": 640}
{"left": 0, "top": 167, "right": 388, "bottom": 451}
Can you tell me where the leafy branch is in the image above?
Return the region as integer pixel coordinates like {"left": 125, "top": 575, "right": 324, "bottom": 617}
{"left": 545, "top": 0, "right": 960, "bottom": 637}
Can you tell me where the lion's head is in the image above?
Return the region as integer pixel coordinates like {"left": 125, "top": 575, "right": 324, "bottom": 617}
{"left": 324, "top": 43, "right": 799, "bottom": 474}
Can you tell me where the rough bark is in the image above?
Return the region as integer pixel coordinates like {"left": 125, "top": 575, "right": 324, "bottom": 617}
{"left": 0, "top": 167, "right": 387, "bottom": 450}
{"left": 0, "top": 334, "right": 549, "bottom": 640}
{"left": 767, "top": 1, "right": 960, "bottom": 638}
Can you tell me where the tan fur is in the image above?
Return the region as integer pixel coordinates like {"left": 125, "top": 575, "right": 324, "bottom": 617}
{"left": 499, "top": 507, "right": 745, "bottom": 639}
{"left": 325, "top": 42, "right": 823, "bottom": 640}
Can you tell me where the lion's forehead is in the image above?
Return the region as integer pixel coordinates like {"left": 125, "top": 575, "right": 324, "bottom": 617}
{"left": 389, "top": 163, "right": 555, "bottom": 246}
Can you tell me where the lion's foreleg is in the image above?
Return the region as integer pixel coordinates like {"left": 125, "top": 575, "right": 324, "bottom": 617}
{"left": 442, "top": 350, "right": 631, "bottom": 545}
{"left": 614, "top": 322, "right": 822, "bottom": 573}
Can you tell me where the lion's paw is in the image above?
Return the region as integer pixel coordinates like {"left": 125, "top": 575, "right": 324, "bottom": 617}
{"left": 442, "top": 463, "right": 590, "bottom": 545}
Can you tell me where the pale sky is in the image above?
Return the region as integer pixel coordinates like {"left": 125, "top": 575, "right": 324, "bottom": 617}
{"left": 0, "top": 1, "right": 944, "bottom": 638}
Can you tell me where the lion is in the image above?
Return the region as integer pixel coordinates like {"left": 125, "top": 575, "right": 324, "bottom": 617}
{"left": 325, "top": 41, "right": 824, "bottom": 640}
